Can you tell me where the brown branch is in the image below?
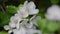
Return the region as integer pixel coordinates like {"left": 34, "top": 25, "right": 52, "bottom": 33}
{"left": 0, "top": 5, "right": 5, "bottom": 13}
{"left": 2, "top": 2, "right": 8, "bottom": 13}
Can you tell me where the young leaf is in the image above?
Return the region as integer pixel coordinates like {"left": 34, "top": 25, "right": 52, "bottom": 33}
{"left": 7, "top": 5, "right": 17, "bottom": 14}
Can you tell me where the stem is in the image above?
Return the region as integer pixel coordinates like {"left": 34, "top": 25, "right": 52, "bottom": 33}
{"left": 2, "top": 2, "right": 8, "bottom": 13}
{"left": 0, "top": 5, "right": 5, "bottom": 13}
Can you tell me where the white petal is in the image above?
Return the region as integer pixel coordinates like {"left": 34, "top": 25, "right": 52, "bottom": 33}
{"left": 14, "top": 14, "right": 22, "bottom": 21}
{"left": 9, "top": 22, "right": 16, "bottom": 28}
{"left": 13, "top": 27, "right": 27, "bottom": 34}
{"left": 15, "top": 22, "right": 20, "bottom": 29}
{"left": 19, "top": 27, "right": 27, "bottom": 34}
{"left": 29, "top": 9, "right": 39, "bottom": 15}
{"left": 47, "top": 5, "right": 60, "bottom": 14}
{"left": 18, "top": 8, "right": 28, "bottom": 18}
{"left": 23, "top": 1, "right": 28, "bottom": 8}
{"left": 27, "top": 29, "right": 42, "bottom": 34}
{"left": 28, "top": 1, "right": 36, "bottom": 9}
{"left": 8, "top": 30, "right": 12, "bottom": 34}
{"left": 13, "top": 29, "right": 20, "bottom": 34}
{"left": 4, "top": 25, "right": 10, "bottom": 30}
{"left": 10, "top": 14, "right": 21, "bottom": 23}
{"left": 46, "top": 5, "right": 60, "bottom": 20}
{"left": 56, "top": 14, "right": 60, "bottom": 20}
{"left": 45, "top": 14, "right": 55, "bottom": 20}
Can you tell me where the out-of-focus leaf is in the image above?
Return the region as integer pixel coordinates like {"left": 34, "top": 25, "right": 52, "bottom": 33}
{"left": 37, "top": 18, "right": 59, "bottom": 32}
{"left": 0, "top": 11, "right": 12, "bottom": 27}
{"left": 43, "top": 32, "right": 54, "bottom": 34}
{"left": 20, "top": 0, "right": 25, "bottom": 4}
{"left": 37, "top": 19, "right": 47, "bottom": 30}
{"left": 3, "top": 0, "right": 8, "bottom": 2}
{"left": 0, "top": 31, "right": 8, "bottom": 34}
{"left": 7, "top": 5, "right": 17, "bottom": 14}
{"left": 50, "top": 0, "right": 59, "bottom": 4}
{"left": 47, "top": 22, "right": 59, "bottom": 32}
{"left": 18, "top": 4, "right": 23, "bottom": 9}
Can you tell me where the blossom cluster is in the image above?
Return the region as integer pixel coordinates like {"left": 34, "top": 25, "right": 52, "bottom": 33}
{"left": 4, "top": 1, "right": 42, "bottom": 34}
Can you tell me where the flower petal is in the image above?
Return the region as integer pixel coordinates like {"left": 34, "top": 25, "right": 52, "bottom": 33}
{"left": 4, "top": 25, "right": 10, "bottom": 30}
{"left": 23, "top": 1, "right": 28, "bottom": 8}
{"left": 9, "top": 22, "right": 16, "bottom": 28}
{"left": 27, "top": 29, "right": 42, "bottom": 34}
{"left": 10, "top": 14, "right": 21, "bottom": 23}
{"left": 28, "top": 1, "right": 36, "bottom": 9}
{"left": 8, "top": 30, "right": 13, "bottom": 34}
{"left": 15, "top": 22, "right": 20, "bottom": 29}
{"left": 29, "top": 9, "right": 39, "bottom": 15}
{"left": 13, "top": 29, "right": 20, "bottom": 34}
{"left": 18, "top": 8, "right": 28, "bottom": 18}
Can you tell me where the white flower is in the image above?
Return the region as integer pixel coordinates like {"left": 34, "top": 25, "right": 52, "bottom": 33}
{"left": 17, "top": 1, "right": 39, "bottom": 18}
{"left": 10, "top": 14, "right": 22, "bottom": 29}
{"left": 10, "top": 14, "right": 21, "bottom": 22}
{"left": 13, "top": 27, "right": 27, "bottom": 34}
{"left": 45, "top": 5, "right": 60, "bottom": 20}
{"left": 4, "top": 25, "right": 10, "bottom": 30}
{"left": 4, "top": 25, "right": 13, "bottom": 34}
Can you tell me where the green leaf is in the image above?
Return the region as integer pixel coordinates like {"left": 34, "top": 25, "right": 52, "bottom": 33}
{"left": 7, "top": 5, "right": 17, "bottom": 14}
{"left": 37, "top": 19, "right": 47, "bottom": 30}
{"left": 47, "top": 22, "right": 59, "bottom": 32}
{"left": 0, "top": 11, "right": 12, "bottom": 27}
{"left": 18, "top": 4, "right": 23, "bottom": 9}
{"left": 37, "top": 18, "right": 59, "bottom": 32}
{"left": 50, "top": 0, "right": 59, "bottom": 4}
{"left": 3, "top": 0, "right": 8, "bottom": 2}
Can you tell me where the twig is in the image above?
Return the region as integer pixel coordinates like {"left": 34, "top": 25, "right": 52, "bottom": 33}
{"left": 0, "top": 5, "right": 5, "bottom": 13}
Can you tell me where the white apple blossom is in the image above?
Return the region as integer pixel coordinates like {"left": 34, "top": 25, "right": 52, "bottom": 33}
{"left": 9, "top": 14, "right": 22, "bottom": 29}
{"left": 45, "top": 5, "right": 60, "bottom": 20}
{"left": 4, "top": 1, "right": 41, "bottom": 34}
{"left": 4, "top": 25, "right": 14, "bottom": 34}
{"left": 17, "top": 1, "right": 39, "bottom": 18}
{"left": 10, "top": 14, "right": 21, "bottom": 22}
